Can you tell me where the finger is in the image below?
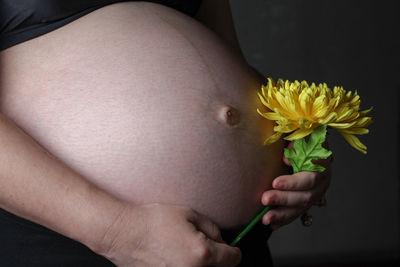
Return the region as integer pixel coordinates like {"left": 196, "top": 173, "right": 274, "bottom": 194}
{"left": 207, "top": 240, "right": 242, "bottom": 267}
{"left": 272, "top": 172, "right": 319, "bottom": 191}
{"left": 189, "top": 211, "right": 223, "bottom": 242}
{"left": 283, "top": 153, "right": 291, "bottom": 166}
{"left": 282, "top": 141, "right": 294, "bottom": 166}
{"left": 262, "top": 190, "right": 313, "bottom": 207}
{"left": 262, "top": 207, "right": 304, "bottom": 230}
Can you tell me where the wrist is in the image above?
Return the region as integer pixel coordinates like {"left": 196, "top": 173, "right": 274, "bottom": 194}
{"left": 66, "top": 184, "right": 132, "bottom": 254}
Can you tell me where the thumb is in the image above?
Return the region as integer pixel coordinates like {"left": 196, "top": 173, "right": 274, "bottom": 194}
{"left": 189, "top": 211, "right": 223, "bottom": 243}
{"left": 207, "top": 240, "right": 242, "bottom": 267}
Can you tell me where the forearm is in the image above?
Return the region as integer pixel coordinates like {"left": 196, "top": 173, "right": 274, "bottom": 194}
{"left": 0, "top": 112, "right": 242, "bottom": 266}
{"left": 196, "top": 0, "right": 266, "bottom": 83}
{"left": 0, "top": 113, "right": 125, "bottom": 251}
{"left": 196, "top": 0, "right": 244, "bottom": 58}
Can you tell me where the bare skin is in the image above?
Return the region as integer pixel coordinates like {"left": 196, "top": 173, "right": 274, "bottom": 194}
{"left": 0, "top": 110, "right": 241, "bottom": 266}
{"left": 1, "top": 2, "right": 285, "bottom": 228}
{"left": 0, "top": 0, "right": 331, "bottom": 265}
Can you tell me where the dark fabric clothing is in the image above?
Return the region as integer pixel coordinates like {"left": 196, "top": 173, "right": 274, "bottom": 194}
{"left": 0, "top": 208, "right": 115, "bottom": 266}
{"left": 0, "top": 0, "right": 202, "bottom": 50}
{"left": 0, "top": 208, "right": 273, "bottom": 266}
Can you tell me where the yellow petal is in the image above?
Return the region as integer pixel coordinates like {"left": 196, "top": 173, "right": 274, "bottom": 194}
{"left": 339, "top": 132, "right": 367, "bottom": 154}
{"left": 336, "top": 108, "right": 355, "bottom": 121}
{"left": 354, "top": 117, "right": 373, "bottom": 127}
{"left": 319, "top": 112, "right": 338, "bottom": 124}
{"left": 274, "top": 108, "right": 293, "bottom": 120}
{"left": 257, "top": 110, "right": 282, "bottom": 121}
{"left": 268, "top": 96, "right": 283, "bottom": 112}
{"left": 284, "top": 128, "right": 314, "bottom": 141}
{"left": 275, "top": 91, "right": 286, "bottom": 108}
{"left": 285, "top": 80, "right": 291, "bottom": 90}
{"left": 341, "top": 111, "right": 360, "bottom": 123}
{"left": 257, "top": 93, "right": 271, "bottom": 109}
{"left": 330, "top": 96, "right": 341, "bottom": 110}
{"left": 300, "top": 80, "right": 309, "bottom": 88}
{"left": 277, "top": 79, "right": 285, "bottom": 89}
{"left": 274, "top": 123, "right": 297, "bottom": 133}
{"left": 340, "top": 128, "right": 369, "bottom": 135}
{"left": 267, "top": 78, "right": 275, "bottom": 89}
{"left": 350, "top": 94, "right": 360, "bottom": 104}
{"left": 261, "top": 84, "right": 267, "bottom": 97}
{"left": 312, "top": 95, "right": 327, "bottom": 115}
{"left": 257, "top": 109, "right": 270, "bottom": 119}
{"left": 314, "top": 106, "right": 331, "bottom": 118}
{"left": 299, "top": 90, "right": 312, "bottom": 116}
{"left": 328, "top": 121, "right": 357, "bottom": 129}
{"left": 264, "top": 132, "right": 283, "bottom": 145}
{"left": 359, "top": 106, "right": 373, "bottom": 116}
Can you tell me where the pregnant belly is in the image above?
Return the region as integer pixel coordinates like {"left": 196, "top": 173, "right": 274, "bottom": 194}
{"left": 0, "top": 2, "right": 285, "bottom": 228}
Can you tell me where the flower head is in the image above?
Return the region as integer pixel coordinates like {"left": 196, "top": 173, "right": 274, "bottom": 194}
{"left": 257, "top": 78, "right": 373, "bottom": 154}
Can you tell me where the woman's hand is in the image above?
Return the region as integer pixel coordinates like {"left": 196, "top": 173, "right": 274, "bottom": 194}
{"left": 97, "top": 203, "right": 242, "bottom": 267}
{"left": 261, "top": 141, "right": 332, "bottom": 230}
{"left": 0, "top": 113, "right": 240, "bottom": 266}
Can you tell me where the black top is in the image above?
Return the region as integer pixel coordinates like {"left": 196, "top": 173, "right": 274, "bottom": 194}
{"left": 0, "top": 207, "right": 272, "bottom": 266}
{"left": 0, "top": 0, "right": 202, "bottom": 50}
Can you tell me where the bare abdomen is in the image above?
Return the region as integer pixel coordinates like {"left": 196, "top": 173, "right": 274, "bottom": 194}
{"left": 0, "top": 2, "right": 284, "bottom": 228}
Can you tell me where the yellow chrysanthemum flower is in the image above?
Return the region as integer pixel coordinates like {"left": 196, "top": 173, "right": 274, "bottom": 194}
{"left": 257, "top": 78, "right": 373, "bottom": 154}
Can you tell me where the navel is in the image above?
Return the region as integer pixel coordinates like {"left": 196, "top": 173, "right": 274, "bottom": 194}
{"left": 217, "top": 105, "right": 241, "bottom": 127}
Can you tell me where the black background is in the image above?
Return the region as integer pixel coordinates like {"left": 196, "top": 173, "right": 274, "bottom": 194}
{"left": 231, "top": 0, "right": 399, "bottom": 266}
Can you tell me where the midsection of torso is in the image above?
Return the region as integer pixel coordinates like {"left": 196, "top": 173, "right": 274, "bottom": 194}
{"left": 0, "top": 2, "right": 284, "bottom": 228}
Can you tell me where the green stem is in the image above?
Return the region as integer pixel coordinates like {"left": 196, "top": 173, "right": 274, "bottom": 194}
{"left": 230, "top": 206, "right": 271, "bottom": 247}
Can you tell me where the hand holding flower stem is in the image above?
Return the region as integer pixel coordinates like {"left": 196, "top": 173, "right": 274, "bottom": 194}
{"left": 231, "top": 125, "right": 331, "bottom": 246}
{"left": 230, "top": 78, "right": 372, "bottom": 247}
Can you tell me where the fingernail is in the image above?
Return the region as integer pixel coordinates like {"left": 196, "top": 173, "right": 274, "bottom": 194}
{"left": 262, "top": 216, "right": 270, "bottom": 225}
{"left": 266, "top": 195, "right": 276, "bottom": 205}
{"left": 274, "top": 180, "right": 285, "bottom": 189}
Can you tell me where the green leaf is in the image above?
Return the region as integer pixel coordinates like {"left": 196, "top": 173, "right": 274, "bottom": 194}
{"left": 284, "top": 125, "right": 332, "bottom": 173}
